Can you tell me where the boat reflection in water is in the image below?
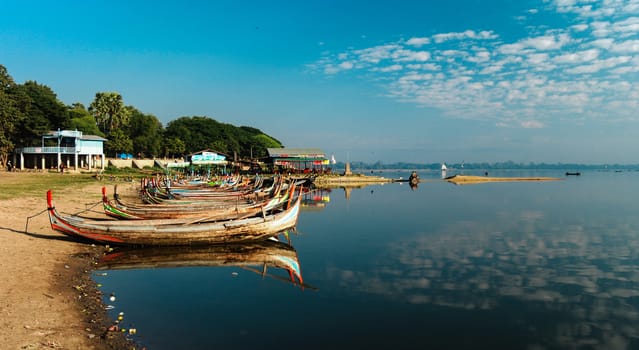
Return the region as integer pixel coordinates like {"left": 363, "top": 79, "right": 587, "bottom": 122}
{"left": 96, "top": 234, "right": 308, "bottom": 289}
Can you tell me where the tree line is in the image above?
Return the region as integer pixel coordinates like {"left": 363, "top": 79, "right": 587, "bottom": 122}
{"left": 0, "top": 64, "right": 283, "bottom": 167}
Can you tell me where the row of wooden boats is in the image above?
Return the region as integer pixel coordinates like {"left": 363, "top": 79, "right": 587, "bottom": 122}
{"left": 46, "top": 175, "right": 303, "bottom": 246}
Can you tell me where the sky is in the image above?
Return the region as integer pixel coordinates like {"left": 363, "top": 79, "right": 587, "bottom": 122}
{"left": 2, "top": 0, "right": 639, "bottom": 164}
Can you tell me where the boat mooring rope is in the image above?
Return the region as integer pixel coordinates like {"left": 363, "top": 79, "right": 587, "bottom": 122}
{"left": 24, "top": 200, "right": 101, "bottom": 233}
{"left": 70, "top": 200, "right": 102, "bottom": 216}
{"left": 24, "top": 208, "right": 49, "bottom": 233}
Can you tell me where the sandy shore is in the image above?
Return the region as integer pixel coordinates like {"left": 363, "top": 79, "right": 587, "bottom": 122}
{"left": 445, "top": 174, "right": 562, "bottom": 185}
{"left": 0, "top": 172, "right": 136, "bottom": 349}
{"left": 313, "top": 174, "right": 394, "bottom": 185}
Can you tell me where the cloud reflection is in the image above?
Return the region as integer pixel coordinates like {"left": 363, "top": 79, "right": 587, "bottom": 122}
{"left": 330, "top": 208, "right": 639, "bottom": 347}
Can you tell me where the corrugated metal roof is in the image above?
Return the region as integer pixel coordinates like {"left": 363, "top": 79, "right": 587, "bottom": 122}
{"left": 267, "top": 148, "right": 326, "bottom": 158}
{"left": 81, "top": 135, "right": 108, "bottom": 141}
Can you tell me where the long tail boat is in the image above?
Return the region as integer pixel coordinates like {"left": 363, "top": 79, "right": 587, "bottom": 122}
{"left": 47, "top": 188, "right": 302, "bottom": 246}
{"left": 102, "top": 184, "right": 291, "bottom": 220}
{"left": 141, "top": 176, "right": 280, "bottom": 204}
{"left": 96, "top": 239, "right": 307, "bottom": 287}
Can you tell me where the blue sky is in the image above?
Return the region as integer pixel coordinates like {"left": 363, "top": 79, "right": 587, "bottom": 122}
{"left": 2, "top": 0, "right": 639, "bottom": 164}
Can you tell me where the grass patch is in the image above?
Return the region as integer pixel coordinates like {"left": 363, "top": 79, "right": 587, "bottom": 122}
{"left": 0, "top": 173, "right": 97, "bottom": 200}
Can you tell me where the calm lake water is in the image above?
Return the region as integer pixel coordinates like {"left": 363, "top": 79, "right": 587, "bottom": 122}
{"left": 94, "top": 169, "right": 639, "bottom": 350}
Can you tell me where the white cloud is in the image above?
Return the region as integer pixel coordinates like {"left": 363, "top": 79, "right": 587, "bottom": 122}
{"left": 527, "top": 53, "right": 550, "bottom": 65}
{"left": 353, "top": 44, "right": 402, "bottom": 64}
{"left": 522, "top": 33, "right": 571, "bottom": 50}
{"left": 312, "top": 0, "right": 639, "bottom": 128}
{"left": 590, "top": 38, "right": 615, "bottom": 49}
{"left": 591, "top": 21, "right": 612, "bottom": 37}
{"left": 610, "top": 39, "right": 639, "bottom": 52}
{"left": 440, "top": 49, "right": 463, "bottom": 57}
{"left": 554, "top": 48, "right": 599, "bottom": 63}
{"left": 406, "top": 37, "right": 430, "bottom": 47}
{"left": 339, "top": 61, "right": 355, "bottom": 70}
{"left": 323, "top": 65, "right": 340, "bottom": 75}
{"left": 611, "top": 16, "right": 639, "bottom": 35}
{"left": 467, "top": 50, "right": 491, "bottom": 63}
{"left": 480, "top": 63, "right": 504, "bottom": 75}
{"left": 624, "top": 2, "right": 639, "bottom": 13}
{"left": 498, "top": 42, "right": 527, "bottom": 55}
{"left": 392, "top": 50, "right": 431, "bottom": 62}
{"left": 521, "top": 120, "right": 544, "bottom": 128}
{"left": 566, "top": 56, "right": 632, "bottom": 74}
{"left": 376, "top": 64, "right": 403, "bottom": 72}
{"left": 572, "top": 24, "right": 589, "bottom": 31}
{"left": 433, "top": 30, "right": 498, "bottom": 43}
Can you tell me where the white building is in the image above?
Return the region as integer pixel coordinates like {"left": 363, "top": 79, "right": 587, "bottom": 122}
{"left": 13, "top": 130, "right": 107, "bottom": 171}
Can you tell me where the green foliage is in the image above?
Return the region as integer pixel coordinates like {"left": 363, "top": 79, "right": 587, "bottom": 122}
{"left": 252, "top": 134, "right": 281, "bottom": 156}
{"left": 0, "top": 64, "right": 15, "bottom": 90}
{"left": 0, "top": 66, "right": 285, "bottom": 164}
{"left": 127, "top": 106, "right": 163, "bottom": 158}
{"left": 105, "top": 128, "right": 133, "bottom": 157}
{"left": 164, "top": 116, "right": 283, "bottom": 159}
{"left": 0, "top": 92, "right": 20, "bottom": 165}
{"left": 9, "top": 81, "right": 69, "bottom": 146}
{"left": 89, "top": 92, "right": 130, "bottom": 135}
{"left": 67, "top": 103, "right": 104, "bottom": 136}
{"left": 0, "top": 65, "right": 21, "bottom": 165}
{"left": 163, "top": 137, "right": 186, "bottom": 158}
{"left": 21, "top": 81, "right": 70, "bottom": 129}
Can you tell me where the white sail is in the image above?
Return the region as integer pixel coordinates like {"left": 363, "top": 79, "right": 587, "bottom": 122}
{"left": 441, "top": 163, "right": 447, "bottom": 171}
{"left": 331, "top": 154, "right": 336, "bottom": 165}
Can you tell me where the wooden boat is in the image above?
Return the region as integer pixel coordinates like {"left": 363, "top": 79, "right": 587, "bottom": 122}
{"left": 47, "top": 188, "right": 302, "bottom": 246}
{"left": 408, "top": 171, "right": 420, "bottom": 185}
{"left": 113, "top": 176, "right": 284, "bottom": 210}
{"left": 141, "top": 176, "right": 280, "bottom": 204}
{"left": 96, "top": 239, "right": 306, "bottom": 287}
{"left": 102, "top": 185, "right": 291, "bottom": 220}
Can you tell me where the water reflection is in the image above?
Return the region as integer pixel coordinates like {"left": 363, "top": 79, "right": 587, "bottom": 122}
{"left": 331, "top": 211, "right": 639, "bottom": 348}
{"left": 301, "top": 188, "right": 331, "bottom": 211}
{"left": 97, "top": 238, "right": 306, "bottom": 288}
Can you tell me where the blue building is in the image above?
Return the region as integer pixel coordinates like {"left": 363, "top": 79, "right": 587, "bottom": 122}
{"left": 14, "top": 130, "right": 107, "bottom": 171}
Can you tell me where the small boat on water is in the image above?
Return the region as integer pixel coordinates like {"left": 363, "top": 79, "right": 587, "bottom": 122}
{"left": 409, "top": 171, "right": 420, "bottom": 185}
{"left": 47, "top": 188, "right": 302, "bottom": 246}
{"left": 565, "top": 172, "right": 581, "bottom": 176}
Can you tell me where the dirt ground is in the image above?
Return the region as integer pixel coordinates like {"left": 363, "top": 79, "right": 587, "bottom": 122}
{"left": 0, "top": 172, "right": 138, "bottom": 349}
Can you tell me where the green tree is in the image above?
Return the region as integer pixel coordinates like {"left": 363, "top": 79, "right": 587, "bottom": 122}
{"left": 67, "top": 103, "right": 104, "bottom": 136}
{"left": 89, "top": 92, "right": 130, "bottom": 135}
{"left": 164, "top": 116, "right": 282, "bottom": 157}
{"left": 0, "top": 65, "right": 22, "bottom": 167}
{"left": 105, "top": 128, "right": 133, "bottom": 157}
{"left": 127, "top": 107, "right": 163, "bottom": 158}
{"left": 252, "top": 134, "right": 282, "bottom": 157}
{"left": 9, "top": 81, "right": 69, "bottom": 146}
{"left": 163, "top": 137, "right": 185, "bottom": 159}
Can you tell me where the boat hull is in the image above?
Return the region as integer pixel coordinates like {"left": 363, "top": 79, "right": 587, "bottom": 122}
{"left": 47, "top": 190, "right": 301, "bottom": 246}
